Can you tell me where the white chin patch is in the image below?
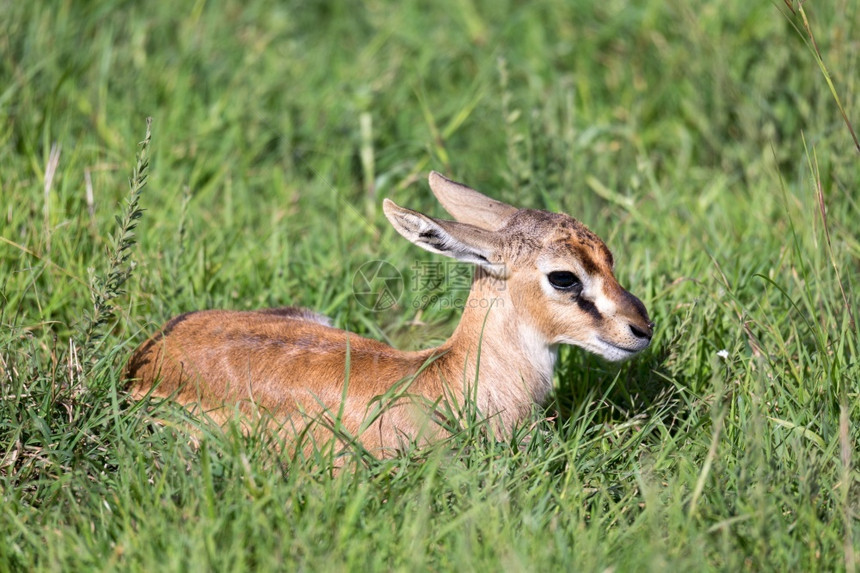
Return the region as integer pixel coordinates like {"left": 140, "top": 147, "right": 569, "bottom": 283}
{"left": 594, "top": 342, "right": 638, "bottom": 362}
{"left": 561, "top": 336, "right": 644, "bottom": 362}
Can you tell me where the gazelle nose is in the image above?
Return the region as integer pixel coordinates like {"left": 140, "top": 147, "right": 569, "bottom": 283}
{"left": 629, "top": 322, "right": 654, "bottom": 340}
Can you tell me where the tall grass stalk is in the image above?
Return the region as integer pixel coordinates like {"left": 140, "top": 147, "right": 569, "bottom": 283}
{"left": 77, "top": 118, "right": 152, "bottom": 365}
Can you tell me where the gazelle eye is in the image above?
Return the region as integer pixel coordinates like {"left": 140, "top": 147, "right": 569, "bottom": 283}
{"left": 547, "top": 271, "right": 581, "bottom": 292}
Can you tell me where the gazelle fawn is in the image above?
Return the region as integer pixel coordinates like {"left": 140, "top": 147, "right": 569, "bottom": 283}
{"left": 126, "top": 172, "right": 653, "bottom": 455}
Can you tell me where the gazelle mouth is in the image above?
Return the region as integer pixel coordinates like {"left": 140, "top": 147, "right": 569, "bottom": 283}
{"left": 595, "top": 337, "right": 649, "bottom": 361}
{"left": 598, "top": 339, "right": 643, "bottom": 354}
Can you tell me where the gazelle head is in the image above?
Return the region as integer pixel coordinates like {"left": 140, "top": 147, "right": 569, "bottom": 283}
{"left": 384, "top": 172, "right": 654, "bottom": 362}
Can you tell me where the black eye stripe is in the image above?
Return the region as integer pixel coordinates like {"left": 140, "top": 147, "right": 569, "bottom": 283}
{"left": 547, "top": 271, "right": 581, "bottom": 291}
{"left": 576, "top": 297, "right": 602, "bottom": 320}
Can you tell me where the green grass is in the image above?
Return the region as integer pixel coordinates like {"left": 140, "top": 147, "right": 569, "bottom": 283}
{"left": 1, "top": 0, "right": 858, "bottom": 570}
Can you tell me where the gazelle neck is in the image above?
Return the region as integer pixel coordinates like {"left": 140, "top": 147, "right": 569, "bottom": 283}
{"left": 435, "top": 268, "right": 558, "bottom": 427}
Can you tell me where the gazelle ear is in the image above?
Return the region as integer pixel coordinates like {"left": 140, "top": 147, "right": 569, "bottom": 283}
{"left": 428, "top": 171, "right": 518, "bottom": 231}
{"left": 383, "top": 199, "right": 507, "bottom": 277}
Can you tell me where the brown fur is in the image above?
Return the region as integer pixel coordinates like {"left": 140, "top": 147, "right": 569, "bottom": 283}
{"left": 126, "top": 172, "right": 653, "bottom": 456}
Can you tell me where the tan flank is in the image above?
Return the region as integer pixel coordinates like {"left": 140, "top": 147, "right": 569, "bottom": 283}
{"left": 125, "top": 172, "right": 654, "bottom": 455}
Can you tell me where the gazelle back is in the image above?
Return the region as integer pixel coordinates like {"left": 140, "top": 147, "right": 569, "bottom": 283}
{"left": 126, "top": 172, "right": 653, "bottom": 455}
